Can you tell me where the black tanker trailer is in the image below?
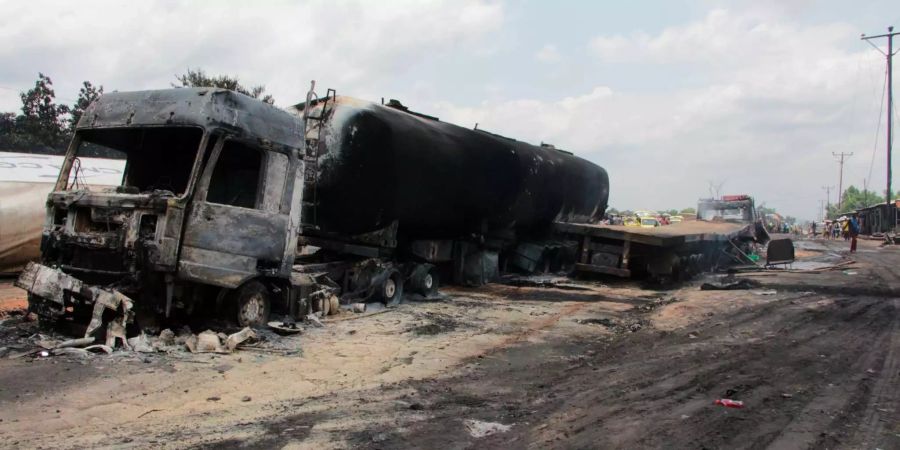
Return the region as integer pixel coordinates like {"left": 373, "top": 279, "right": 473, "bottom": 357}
{"left": 295, "top": 96, "right": 608, "bottom": 238}
{"left": 17, "top": 86, "right": 609, "bottom": 331}
{"left": 294, "top": 92, "right": 608, "bottom": 289}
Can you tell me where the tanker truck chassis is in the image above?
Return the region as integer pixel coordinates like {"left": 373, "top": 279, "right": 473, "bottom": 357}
{"left": 16, "top": 85, "right": 610, "bottom": 337}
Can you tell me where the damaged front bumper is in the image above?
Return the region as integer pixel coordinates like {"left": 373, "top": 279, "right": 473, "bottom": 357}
{"left": 16, "top": 262, "right": 135, "bottom": 338}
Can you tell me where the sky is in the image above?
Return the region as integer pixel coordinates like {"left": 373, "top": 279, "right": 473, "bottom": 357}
{"left": 1, "top": 0, "right": 898, "bottom": 220}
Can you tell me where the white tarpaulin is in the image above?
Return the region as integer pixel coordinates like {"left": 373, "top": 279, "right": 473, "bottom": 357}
{"left": 0, "top": 152, "right": 125, "bottom": 273}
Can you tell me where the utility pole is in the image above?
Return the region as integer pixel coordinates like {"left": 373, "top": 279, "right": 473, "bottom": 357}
{"left": 862, "top": 26, "right": 898, "bottom": 205}
{"left": 822, "top": 185, "right": 834, "bottom": 219}
{"left": 832, "top": 152, "right": 853, "bottom": 210}
{"left": 864, "top": 177, "right": 870, "bottom": 207}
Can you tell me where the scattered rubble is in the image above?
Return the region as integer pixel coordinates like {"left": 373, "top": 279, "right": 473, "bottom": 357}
{"left": 700, "top": 279, "right": 762, "bottom": 291}
{"left": 463, "top": 419, "right": 513, "bottom": 438}
{"left": 577, "top": 317, "right": 646, "bottom": 333}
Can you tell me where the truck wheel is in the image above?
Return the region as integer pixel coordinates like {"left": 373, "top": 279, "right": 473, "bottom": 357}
{"left": 234, "top": 281, "right": 271, "bottom": 328}
{"left": 410, "top": 264, "right": 439, "bottom": 296}
{"left": 377, "top": 270, "right": 404, "bottom": 306}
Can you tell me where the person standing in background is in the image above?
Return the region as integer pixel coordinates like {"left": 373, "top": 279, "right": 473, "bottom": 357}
{"left": 849, "top": 214, "right": 860, "bottom": 253}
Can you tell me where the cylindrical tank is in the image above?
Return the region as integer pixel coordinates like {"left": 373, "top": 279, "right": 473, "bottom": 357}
{"left": 305, "top": 97, "right": 609, "bottom": 239}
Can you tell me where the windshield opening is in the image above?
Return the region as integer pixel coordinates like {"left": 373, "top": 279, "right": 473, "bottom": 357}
{"left": 698, "top": 202, "right": 750, "bottom": 222}
{"left": 72, "top": 127, "right": 203, "bottom": 195}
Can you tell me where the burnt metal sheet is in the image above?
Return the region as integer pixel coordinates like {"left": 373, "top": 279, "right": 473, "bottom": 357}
{"left": 178, "top": 246, "right": 256, "bottom": 288}
{"left": 77, "top": 88, "right": 304, "bottom": 151}
{"left": 15, "top": 262, "right": 82, "bottom": 305}
{"left": 766, "top": 238, "right": 795, "bottom": 266}
{"left": 181, "top": 202, "right": 287, "bottom": 260}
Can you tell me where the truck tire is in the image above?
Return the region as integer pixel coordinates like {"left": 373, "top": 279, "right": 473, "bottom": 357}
{"left": 233, "top": 281, "right": 271, "bottom": 328}
{"left": 376, "top": 270, "right": 404, "bottom": 306}
{"left": 410, "top": 264, "right": 439, "bottom": 296}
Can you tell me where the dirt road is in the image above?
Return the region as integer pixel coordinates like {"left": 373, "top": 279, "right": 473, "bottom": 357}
{"left": 0, "top": 238, "right": 897, "bottom": 449}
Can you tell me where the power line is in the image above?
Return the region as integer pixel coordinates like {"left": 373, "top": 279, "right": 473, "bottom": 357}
{"left": 861, "top": 25, "right": 898, "bottom": 204}
{"left": 868, "top": 65, "right": 887, "bottom": 185}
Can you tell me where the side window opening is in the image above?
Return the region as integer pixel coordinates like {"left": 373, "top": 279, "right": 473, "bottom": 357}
{"left": 207, "top": 140, "right": 263, "bottom": 209}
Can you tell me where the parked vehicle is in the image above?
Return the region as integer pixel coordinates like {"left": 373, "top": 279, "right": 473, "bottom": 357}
{"left": 17, "top": 87, "right": 609, "bottom": 332}
{"left": 640, "top": 217, "right": 660, "bottom": 228}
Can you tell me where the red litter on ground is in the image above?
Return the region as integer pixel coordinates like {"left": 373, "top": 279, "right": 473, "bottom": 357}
{"left": 714, "top": 399, "right": 744, "bottom": 408}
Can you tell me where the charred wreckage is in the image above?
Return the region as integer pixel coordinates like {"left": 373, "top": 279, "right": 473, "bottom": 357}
{"left": 16, "top": 84, "right": 614, "bottom": 338}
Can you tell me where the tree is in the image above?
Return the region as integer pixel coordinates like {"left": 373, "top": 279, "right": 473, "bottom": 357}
{"left": 825, "top": 185, "right": 899, "bottom": 218}
{"left": 69, "top": 81, "right": 104, "bottom": 131}
{"left": 0, "top": 74, "right": 107, "bottom": 154}
{"left": 680, "top": 207, "right": 696, "bottom": 214}
{"left": 174, "top": 68, "right": 274, "bottom": 104}
{"left": 19, "top": 73, "right": 70, "bottom": 147}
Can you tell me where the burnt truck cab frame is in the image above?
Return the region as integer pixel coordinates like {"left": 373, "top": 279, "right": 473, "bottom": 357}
{"left": 23, "top": 88, "right": 307, "bottom": 328}
{"left": 19, "top": 86, "right": 609, "bottom": 336}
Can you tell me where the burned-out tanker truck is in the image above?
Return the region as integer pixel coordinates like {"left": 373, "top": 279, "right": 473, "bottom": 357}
{"left": 17, "top": 85, "right": 608, "bottom": 333}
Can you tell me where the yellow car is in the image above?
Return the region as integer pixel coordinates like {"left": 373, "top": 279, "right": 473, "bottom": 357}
{"left": 623, "top": 216, "right": 641, "bottom": 227}
{"left": 669, "top": 215, "right": 684, "bottom": 224}
{"left": 640, "top": 217, "right": 660, "bottom": 228}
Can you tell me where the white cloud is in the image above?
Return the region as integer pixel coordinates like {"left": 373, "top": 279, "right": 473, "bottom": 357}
{"left": 0, "top": 0, "right": 504, "bottom": 110}
{"left": 0, "top": 2, "right": 889, "bottom": 220}
{"left": 430, "top": 9, "right": 887, "bottom": 219}
{"left": 534, "top": 44, "right": 561, "bottom": 63}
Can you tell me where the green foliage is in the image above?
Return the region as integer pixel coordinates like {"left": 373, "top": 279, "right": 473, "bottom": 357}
{"left": 825, "top": 185, "right": 899, "bottom": 218}
{"left": 174, "top": 68, "right": 274, "bottom": 104}
{"left": 0, "top": 73, "right": 105, "bottom": 154}
{"left": 680, "top": 207, "right": 696, "bottom": 214}
{"left": 69, "top": 81, "right": 103, "bottom": 131}
{"left": 18, "top": 73, "right": 70, "bottom": 148}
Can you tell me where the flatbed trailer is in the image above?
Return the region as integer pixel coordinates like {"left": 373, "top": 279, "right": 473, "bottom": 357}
{"left": 554, "top": 221, "right": 766, "bottom": 279}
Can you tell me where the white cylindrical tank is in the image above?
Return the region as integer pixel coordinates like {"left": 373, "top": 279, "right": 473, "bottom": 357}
{"left": 0, "top": 152, "right": 124, "bottom": 273}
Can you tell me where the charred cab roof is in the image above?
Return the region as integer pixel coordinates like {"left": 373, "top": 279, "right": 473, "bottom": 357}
{"left": 77, "top": 88, "right": 303, "bottom": 149}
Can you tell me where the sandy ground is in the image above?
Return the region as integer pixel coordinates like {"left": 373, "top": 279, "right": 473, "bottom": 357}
{"left": 0, "top": 278, "right": 26, "bottom": 316}
{"left": 0, "top": 238, "right": 897, "bottom": 449}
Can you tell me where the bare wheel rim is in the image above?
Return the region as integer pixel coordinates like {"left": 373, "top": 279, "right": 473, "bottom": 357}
{"left": 240, "top": 293, "right": 266, "bottom": 323}
{"left": 423, "top": 273, "right": 433, "bottom": 290}
{"left": 384, "top": 278, "right": 397, "bottom": 299}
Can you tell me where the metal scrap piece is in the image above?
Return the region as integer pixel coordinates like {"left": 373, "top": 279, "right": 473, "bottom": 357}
{"left": 15, "top": 262, "right": 83, "bottom": 306}
{"left": 85, "top": 287, "right": 134, "bottom": 338}
{"left": 105, "top": 317, "right": 130, "bottom": 350}
{"left": 225, "top": 327, "right": 257, "bottom": 351}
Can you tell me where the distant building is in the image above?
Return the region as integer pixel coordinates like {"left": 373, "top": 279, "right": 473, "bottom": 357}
{"left": 855, "top": 201, "right": 899, "bottom": 235}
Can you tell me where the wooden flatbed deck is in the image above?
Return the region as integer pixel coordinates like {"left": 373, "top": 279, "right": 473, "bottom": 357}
{"left": 554, "top": 220, "right": 752, "bottom": 278}
{"left": 554, "top": 221, "right": 747, "bottom": 247}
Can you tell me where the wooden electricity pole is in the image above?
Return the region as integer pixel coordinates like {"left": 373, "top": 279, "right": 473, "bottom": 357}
{"left": 832, "top": 152, "right": 853, "bottom": 210}
{"left": 862, "top": 26, "right": 898, "bottom": 205}
{"left": 822, "top": 185, "right": 834, "bottom": 218}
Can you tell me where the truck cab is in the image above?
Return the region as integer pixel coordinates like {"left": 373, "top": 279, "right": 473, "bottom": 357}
{"left": 20, "top": 88, "right": 306, "bottom": 330}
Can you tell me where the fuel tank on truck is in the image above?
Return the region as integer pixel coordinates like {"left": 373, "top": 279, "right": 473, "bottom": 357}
{"left": 293, "top": 96, "right": 609, "bottom": 239}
